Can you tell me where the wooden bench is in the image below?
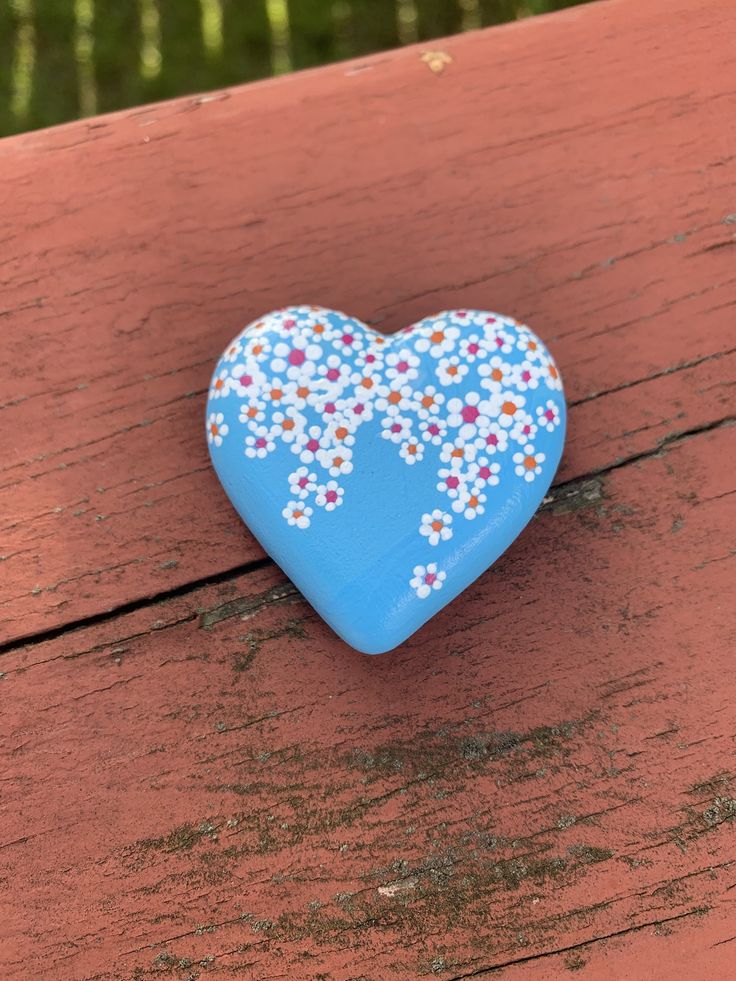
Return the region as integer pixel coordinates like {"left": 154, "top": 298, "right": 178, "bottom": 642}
{"left": 2, "top": 0, "right": 735, "bottom": 976}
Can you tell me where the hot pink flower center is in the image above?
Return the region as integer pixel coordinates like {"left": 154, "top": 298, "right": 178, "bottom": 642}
{"left": 468, "top": 343, "right": 479, "bottom": 354}
{"left": 240, "top": 373, "right": 253, "bottom": 386}
{"left": 341, "top": 333, "right": 354, "bottom": 345}
{"left": 424, "top": 572, "right": 437, "bottom": 585}
{"left": 486, "top": 433, "right": 498, "bottom": 446}
{"left": 397, "top": 360, "right": 409, "bottom": 372}
{"left": 428, "top": 424, "right": 440, "bottom": 435}
{"left": 326, "top": 490, "right": 338, "bottom": 503}
{"left": 255, "top": 437, "right": 267, "bottom": 448}
{"left": 306, "top": 438, "right": 319, "bottom": 451}
{"left": 298, "top": 477, "right": 309, "bottom": 488}
{"left": 522, "top": 370, "right": 531, "bottom": 381}
{"left": 446, "top": 476, "right": 459, "bottom": 489}
{"left": 324, "top": 402, "right": 336, "bottom": 414}
{"left": 353, "top": 404, "right": 364, "bottom": 414}
{"left": 283, "top": 319, "right": 296, "bottom": 328}
{"left": 391, "top": 423, "right": 401, "bottom": 433}
{"left": 461, "top": 405, "right": 480, "bottom": 423}
{"left": 479, "top": 466, "right": 491, "bottom": 480}
{"left": 326, "top": 367, "right": 340, "bottom": 381}
{"left": 288, "top": 349, "right": 306, "bottom": 366}
{"left": 545, "top": 409, "right": 555, "bottom": 420}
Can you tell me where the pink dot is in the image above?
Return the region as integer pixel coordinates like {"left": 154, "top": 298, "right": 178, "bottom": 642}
{"left": 545, "top": 409, "right": 555, "bottom": 420}
{"left": 397, "top": 360, "right": 409, "bottom": 373}
{"left": 486, "top": 316, "right": 497, "bottom": 324}
{"left": 298, "top": 477, "right": 308, "bottom": 488}
{"left": 424, "top": 572, "right": 437, "bottom": 585}
{"left": 341, "top": 333, "right": 354, "bottom": 345}
{"left": 446, "top": 476, "right": 459, "bottom": 489}
{"left": 461, "top": 405, "right": 480, "bottom": 424}
{"left": 240, "top": 373, "right": 253, "bottom": 386}
{"left": 366, "top": 354, "right": 376, "bottom": 363}
{"left": 255, "top": 438, "right": 267, "bottom": 448}
{"left": 428, "top": 424, "right": 440, "bottom": 436}
{"left": 486, "top": 434, "right": 498, "bottom": 446}
{"left": 495, "top": 337, "right": 504, "bottom": 347}
{"left": 391, "top": 423, "right": 401, "bottom": 433}
{"left": 353, "top": 404, "right": 364, "bottom": 415}
{"left": 283, "top": 319, "right": 296, "bottom": 328}
{"left": 307, "top": 439, "right": 319, "bottom": 452}
{"left": 521, "top": 370, "right": 531, "bottom": 382}
{"left": 326, "top": 490, "right": 338, "bottom": 503}
{"left": 325, "top": 402, "right": 336, "bottom": 414}
{"left": 288, "top": 349, "right": 306, "bottom": 366}
{"left": 457, "top": 311, "right": 467, "bottom": 318}
{"left": 326, "top": 368, "right": 340, "bottom": 381}
{"left": 523, "top": 425, "right": 531, "bottom": 435}
{"left": 479, "top": 466, "right": 491, "bottom": 480}
{"left": 468, "top": 343, "right": 479, "bottom": 354}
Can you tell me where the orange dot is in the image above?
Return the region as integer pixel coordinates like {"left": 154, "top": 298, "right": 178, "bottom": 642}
{"left": 297, "top": 386, "right": 309, "bottom": 398}
{"left": 293, "top": 509, "right": 303, "bottom": 520}
{"left": 252, "top": 344, "right": 263, "bottom": 355}
{"left": 431, "top": 520, "right": 443, "bottom": 532}
{"left": 451, "top": 447, "right": 464, "bottom": 459}
{"left": 270, "top": 388, "right": 283, "bottom": 400}
{"left": 335, "top": 427, "right": 348, "bottom": 440}
{"left": 361, "top": 377, "right": 373, "bottom": 389}
{"left": 549, "top": 364, "right": 559, "bottom": 379}
{"left": 314, "top": 324, "right": 325, "bottom": 334}
{"left": 247, "top": 407, "right": 258, "bottom": 418}
{"left": 388, "top": 391, "right": 402, "bottom": 404}
{"left": 447, "top": 366, "right": 458, "bottom": 376}
{"left": 408, "top": 444, "right": 418, "bottom": 455}
{"left": 469, "top": 495, "right": 479, "bottom": 508}
{"left": 502, "top": 401, "right": 517, "bottom": 416}
{"left": 431, "top": 330, "right": 445, "bottom": 343}
{"left": 210, "top": 424, "right": 218, "bottom": 436}
{"left": 282, "top": 419, "right": 295, "bottom": 431}
{"left": 215, "top": 378, "right": 224, "bottom": 390}
{"left": 524, "top": 455, "right": 537, "bottom": 470}
{"left": 491, "top": 368, "right": 503, "bottom": 382}
{"left": 422, "top": 395, "right": 434, "bottom": 408}
{"left": 528, "top": 340, "right": 537, "bottom": 351}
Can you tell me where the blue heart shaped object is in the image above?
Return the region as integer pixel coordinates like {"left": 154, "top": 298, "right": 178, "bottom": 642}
{"left": 206, "top": 307, "right": 566, "bottom": 654}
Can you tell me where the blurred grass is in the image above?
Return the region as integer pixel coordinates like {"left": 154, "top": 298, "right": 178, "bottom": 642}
{"left": 0, "top": 0, "right": 592, "bottom": 136}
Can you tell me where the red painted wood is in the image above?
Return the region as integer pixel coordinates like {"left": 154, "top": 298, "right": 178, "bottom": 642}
{"left": 1, "top": 0, "right": 735, "bottom": 642}
{"left": 1, "top": 0, "right": 735, "bottom": 976}
{"left": 1, "top": 426, "right": 734, "bottom": 978}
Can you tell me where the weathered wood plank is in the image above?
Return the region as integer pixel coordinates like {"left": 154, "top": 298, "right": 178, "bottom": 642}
{"left": 1, "top": 0, "right": 734, "bottom": 644}
{"left": 1, "top": 423, "right": 734, "bottom": 977}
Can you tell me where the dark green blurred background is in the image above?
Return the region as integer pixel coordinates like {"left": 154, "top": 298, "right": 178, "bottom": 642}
{"left": 0, "top": 0, "right": 591, "bottom": 137}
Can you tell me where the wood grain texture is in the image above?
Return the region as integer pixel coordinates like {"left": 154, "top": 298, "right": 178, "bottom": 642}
{"left": 2, "top": 424, "right": 735, "bottom": 978}
{"left": 1, "top": 0, "right": 736, "bottom": 976}
{"left": 2, "top": 0, "right": 735, "bottom": 644}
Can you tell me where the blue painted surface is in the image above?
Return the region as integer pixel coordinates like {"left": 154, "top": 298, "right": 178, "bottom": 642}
{"left": 206, "top": 306, "right": 566, "bottom": 654}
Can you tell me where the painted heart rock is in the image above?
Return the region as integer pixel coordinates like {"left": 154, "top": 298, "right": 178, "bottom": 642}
{"left": 206, "top": 306, "right": 565, "bottom": 654}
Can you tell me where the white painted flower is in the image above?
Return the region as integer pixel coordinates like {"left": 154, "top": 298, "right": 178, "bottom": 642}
{"left": 545, "top": 360, "right": 563, "bottom": 391}
{"left": 419, "top": 416, "right": 447, "bottom": 445}
{"left": 458, "top": 333, "right": 484, "bottom": 363}
{"left": 385, "top": 349, "right": 420, "bottom": 383}
{"left": 242, "top": 335, "right": 272, "bottom": 362}
{"left": 516, "top": 330, "right": 544, "bottom": 360}
{"left": 536, "top": 400, "right": 562, "bottom": 432}
{"left": 326, "top": 418, "right": 357, "bottom": 447}
{"left": 381, "top": 414, "right": 413, "bottom": 445}
{"left": 270, "top": 335, "right": 322, "bottom": 380}
{"left": 436, "top": 355, "right": 469, "bottom": 386}
{"left": 439, "top": 438, "right": 476, "bottom": 468}
{"left": 239, "top": 399, "right": 266, "bottom": 426}
{"left": 316, "top": 444, "right": 353, "bottom": 477}
{"left": 497, "top": 392, "right": 526, "bottom": 428}
{"left": 452, "top": 487, "right": 487, "bottom": 519}
{"left": 415, "top": 322, "right": 460, "bottom": 358}
{"left": 207, "top": 412, "right": 229, "bottom": 447}
{"left": 419, "top": 509, "right": 453, "bottom": 546}
{"left": 315, "top": 480, "right": 344, "bottom": 511}
{"left": 282, "top": 500, "right": 313, "bottom": 528}
{"left": 436, "top": 468, "right": 466, "bottom": 499}
{"left": 468, "top": 457, "right": 500, "bottom": 488}
{"left": 513, "top": 444, "right": 546, "bottom": 482}
{"left": 410, "top": 563, "right": 447, "bottom": 599}
{"left": 209, "top": 368, "right": 232, "bottom": 400}
{"left": 399, "top": 438, "right": 424, "bottom": 465}
{"left": 446, "top": 390, "right": 494, "bottom": 439}
{"left": 245, "top": 425, "right": 275, "bottom": 459}
{"left": 222, "top": 340, "right": 243, "bottom": 363}
{"left": 509, "top": 411, "right": 538, "bottom": 445}
{"left": 229, "top": 363, "right": 268, "bottom": 398}
{"left": 415, "top": 385, "right": 446, "bottom": 420}
{"left": 477, "top": 355, "right": 512, "bottom": 395}
{"left": 485, "top": 325, "right": 515, "bottom": 354}
{"left": 288, "top": 466, "right": 317, "bottom": 499}
{"left": 375, "top": 383, "right": 416, "bottom": 416}
{"left": 269, "top": 408, "right": 303, "bottom": 444}
{"left": 510, "top": 360, "right": 541, "bottom": 392}
{"left": 474, "top": 421, "right": 508, "bottom": 455}
{"left": 292, "top": 425, "right": 327, "bottom": 464}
